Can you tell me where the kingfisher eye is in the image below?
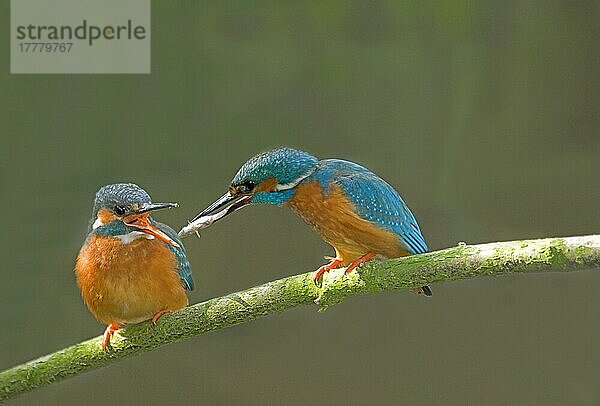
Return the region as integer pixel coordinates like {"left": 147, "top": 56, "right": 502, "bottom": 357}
{"left": 114, "top": 205, "right": 126, "bottom": 216}
{"left": 241, "top": 181, "right": 255, "bottom": 193}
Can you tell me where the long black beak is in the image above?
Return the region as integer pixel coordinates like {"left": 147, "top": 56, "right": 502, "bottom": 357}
{"left": 191, "top": 192, "right": 251, "bottom": 222}
{"left": 136, "top": 202, "right": 178, "bottom": 214}
{"left": 122, "top": 202, "right": 180, "bottom": 247}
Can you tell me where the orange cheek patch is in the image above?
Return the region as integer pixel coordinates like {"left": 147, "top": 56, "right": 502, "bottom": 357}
{"left": 97, "top": 208, "right": 118, "bottom": 224}
{"left": 123, "top": 212, "right": 149, "bottom": 225}
{"left": 255, "top": 177, "right": 278, "bottom": 192}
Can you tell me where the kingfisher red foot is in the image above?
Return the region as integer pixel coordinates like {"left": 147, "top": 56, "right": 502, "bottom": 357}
{"left": 75, "top": 183, "right": 194, "bottom": 350}
{"left": 180, "top": 147, "right": 431, "bottom": 296}
{"left": 102, "top": 323, "right": 119, "bottom": 350}
{"left": 314, "top": 256, "right": 343, "bottom": 282}
{"left": 344, "top": 252, "right": 376, "bottom": 275}
{"left": 151, "top": 309, "right": 170, "bottom": 325}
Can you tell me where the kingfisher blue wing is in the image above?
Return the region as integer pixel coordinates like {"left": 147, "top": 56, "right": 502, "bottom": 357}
{"left": 327, "top": 161, "right": 428, "bottom": 255}
{"left": 156, "top": 221, "right": 195, "bottom": 291}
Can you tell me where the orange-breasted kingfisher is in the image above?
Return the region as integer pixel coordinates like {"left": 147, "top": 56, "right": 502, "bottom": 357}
{"left": 179, "top": 147, "right": 430, "bottom": 295}
{"left": 75, "top": 183, "right": 194, "bottom": 349}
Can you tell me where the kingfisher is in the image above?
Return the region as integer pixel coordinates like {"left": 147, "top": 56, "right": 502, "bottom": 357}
{"left": 180, "top": 147, "right": 430, "bottom": 295}
{"left": 75, "top": 183, "right": 194, "bottom": 349}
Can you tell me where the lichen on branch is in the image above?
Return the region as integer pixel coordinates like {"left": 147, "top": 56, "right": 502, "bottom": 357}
{"left": 1, "top": 235, "right": 599, "bottom": 401}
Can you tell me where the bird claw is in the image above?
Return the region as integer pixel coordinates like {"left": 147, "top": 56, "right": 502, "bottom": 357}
{"left": 101, "top": 323, "right": 120, "bottom": 350}
{"left": 151, "top": 310, "right": 169, "bottom": 325}
{"left": 343, "top": 252, "right": 376, "bottom": 275}
{"left": 313, "top": 257, "right": 343, "bottom": 282}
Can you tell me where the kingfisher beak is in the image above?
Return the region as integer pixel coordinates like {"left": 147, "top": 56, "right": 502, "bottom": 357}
{"left": 191, "top": 192, "right": 251, "bottom": 222}
{"left": 123, "top": 202, "right": 180, "bottom": 247}
{"left": 136, "top": 202, "right": 178, "bottom": 214}
{"left": 179, "top": 192, "right": 251, "bottom": 237}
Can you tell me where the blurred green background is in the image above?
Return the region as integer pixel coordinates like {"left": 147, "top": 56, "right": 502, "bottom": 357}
{"left": 1, "top": 1, "right": 599, "bottom": 405}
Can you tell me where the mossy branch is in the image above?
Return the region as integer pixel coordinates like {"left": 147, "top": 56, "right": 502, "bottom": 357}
{"left": 2, "top": 235, "right": 599, "bottom": 401}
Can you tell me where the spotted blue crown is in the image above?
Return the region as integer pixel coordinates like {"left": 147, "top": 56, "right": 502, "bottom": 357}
{"left": 232, "top": 147, "right": 318, "bottom": 187}
{"left": 92, "top": 183, "right": 151, "bottom": 216}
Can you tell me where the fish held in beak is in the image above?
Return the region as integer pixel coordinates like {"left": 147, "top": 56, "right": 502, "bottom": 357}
{"left": 178, "top": 193, "right": 252, "bottom": 237}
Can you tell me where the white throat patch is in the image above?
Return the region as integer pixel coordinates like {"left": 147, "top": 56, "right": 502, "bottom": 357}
{"left": 92, "top": 216, "right": 154, "bottom": 244}
{"left": 92, "top": 217, "right": 104, "bottom": 230}
{"left": 117, "top": 231, "right": 155, "bottom": 244}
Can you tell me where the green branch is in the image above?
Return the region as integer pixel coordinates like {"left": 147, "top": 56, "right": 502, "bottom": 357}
{"left": 1, "top": 235, "right": 599, "bottom": 401}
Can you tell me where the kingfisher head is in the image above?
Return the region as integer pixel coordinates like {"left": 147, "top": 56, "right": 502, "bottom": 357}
{"left": 89, "top": 183, "right": 180, "bottom": 247}
{"left": 190, "top": 147, "right": 318, "bottom": 224}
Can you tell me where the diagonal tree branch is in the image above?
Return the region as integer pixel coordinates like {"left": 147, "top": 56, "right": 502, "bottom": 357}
{"left": 1, "top": 235, "right": 599, "bottom": 401}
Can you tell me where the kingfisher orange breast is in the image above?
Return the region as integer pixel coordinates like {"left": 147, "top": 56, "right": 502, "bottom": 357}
{"left": 75, "top": 235, "right": 188, "bottom": 326}
{"left": 285, "top": 180, "right": 410, "bottom": 264}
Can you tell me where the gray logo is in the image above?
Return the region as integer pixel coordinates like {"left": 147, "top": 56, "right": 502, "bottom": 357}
{"left": 11, "top": 0, "right": 150, "bottom": 74}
